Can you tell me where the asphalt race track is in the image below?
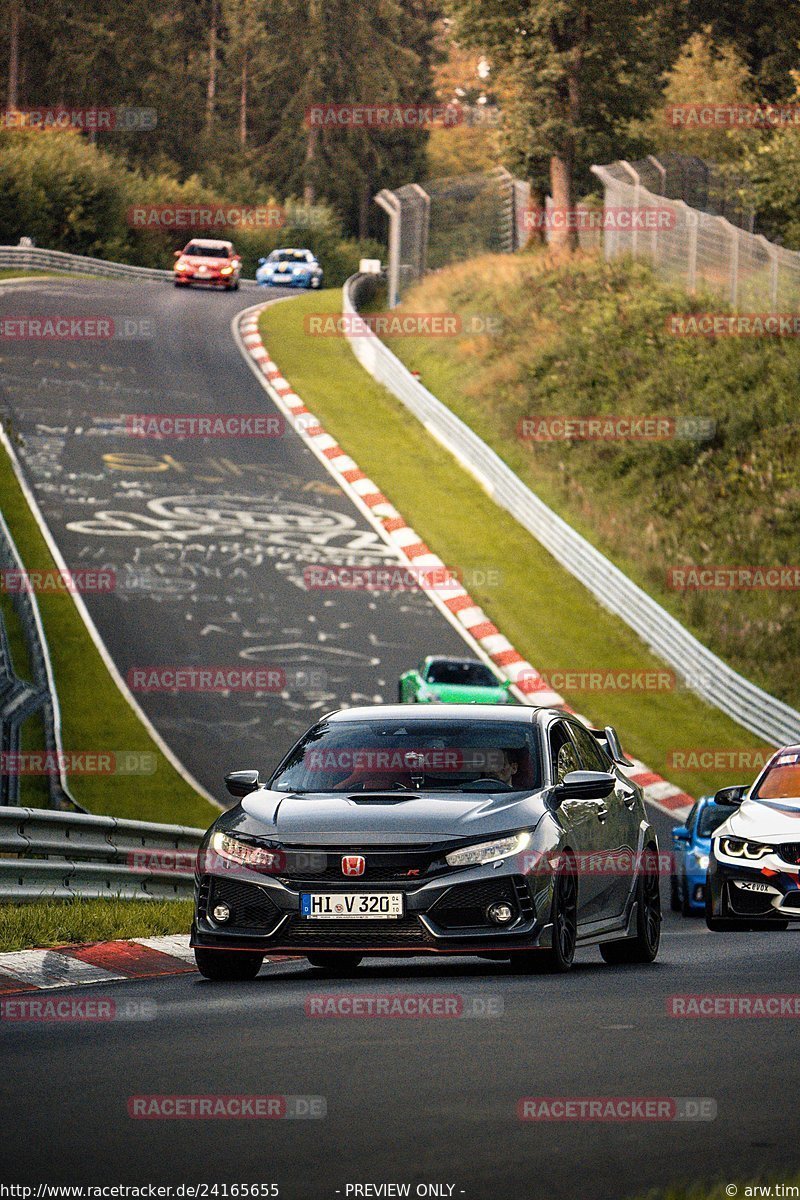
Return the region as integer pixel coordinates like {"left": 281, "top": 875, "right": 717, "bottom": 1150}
{"left": 0, "top": 276, "right": 470, "bottom": 798}
{"left": 1, "top": 911, "right": 798, "bottom": 1198}
{"left": 1, "top": 277, "right": 798, "bottom": 1199}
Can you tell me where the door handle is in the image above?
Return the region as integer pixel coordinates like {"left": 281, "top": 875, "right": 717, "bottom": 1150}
{"left": 596, "top": 806, "right": 609, "bottom": 822}
{"left": 620, "top": 790, "right": 637, "bottom": 810}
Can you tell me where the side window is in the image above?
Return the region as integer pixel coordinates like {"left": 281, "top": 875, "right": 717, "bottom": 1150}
{"left": 569, "top": 722, "right": 611, "bottom": 772}
{"left": 548, "top": 722, "right": 580, "bottom": 784}
{"left": 685, "top": 802, "right": 700, "bottom": 833}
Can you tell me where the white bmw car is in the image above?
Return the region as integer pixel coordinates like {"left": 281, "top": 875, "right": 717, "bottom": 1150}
{"left": 706, "top": 745, "right": 800, "bottom": 930}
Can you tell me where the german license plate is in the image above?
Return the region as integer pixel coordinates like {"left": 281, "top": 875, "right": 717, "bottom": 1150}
{"left": 300, "top": 892, "right": 404, "bottom": 919}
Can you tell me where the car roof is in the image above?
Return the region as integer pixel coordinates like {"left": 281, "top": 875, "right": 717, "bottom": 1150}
{"left": 272, "top": 247, "right": 312, "bottom": 254}
{"left": 323, "top": 704, "right": 548, "bottom": 725}
{"left": 422, "top": 655, "right": 487, "bottom": 666}
{"left": 185, "top": 238, "right": 233, "bottom": 249}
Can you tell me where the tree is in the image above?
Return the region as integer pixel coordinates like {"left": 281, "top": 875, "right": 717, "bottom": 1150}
{"left": 630, "top": 29, "right": 757, "bottom": 165}
{"left": 446, "top": 0, "right": 662, "bottom": 249}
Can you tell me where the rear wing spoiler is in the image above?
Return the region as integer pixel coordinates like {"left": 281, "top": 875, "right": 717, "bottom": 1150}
{"left": 590, "top": 725, "right": 634, "bottom": 768}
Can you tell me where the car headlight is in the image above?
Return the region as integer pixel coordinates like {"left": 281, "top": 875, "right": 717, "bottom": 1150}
{"left": 175, "top": 262, "right": 188, "bottom": 271}
{"left": 719, "top": 837, "right": 775, "bottom": 861}
{"left": 693, "top": 852, "right": 710, "bottom": 870}
{"left": 220, "top": 265, "right": 234, "bottom": 275}
{"left": 210, "top": 830, "right": 282, "bottom": 871}
{"left": 446, "top": 832, "right": 531, "bottom": 868}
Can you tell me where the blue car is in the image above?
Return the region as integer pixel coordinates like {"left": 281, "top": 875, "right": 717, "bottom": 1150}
{"left": 256, "top": 248, "right": 323, "bottom": 289}
{"left": 670, "top": 794, "right": 740, "bottom": 915}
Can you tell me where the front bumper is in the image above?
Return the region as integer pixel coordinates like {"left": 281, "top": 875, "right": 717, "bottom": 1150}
{"left": 708, "top": 856, "right": 800, "bottom": 921}
{"left": 191, "top": 867, "right": 552, "bottom": 956}
{"left": 175, "top": 270, "right": 236, "bottom": 284}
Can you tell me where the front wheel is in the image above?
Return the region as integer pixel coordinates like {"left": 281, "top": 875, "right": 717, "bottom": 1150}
{"left": 306, "top": 953, "right": 363, "bottom": 974}
{"left": 600, "top": 848, "right": 661, "bottom": 964}
{"left": 194, "top": 947, "right": 264, "bottom": 980}
{"left": 512, "top": 856, "right": 577, "bottom": 973}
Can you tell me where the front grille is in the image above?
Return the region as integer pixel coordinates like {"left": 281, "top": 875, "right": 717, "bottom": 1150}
{"left": 727, "top": 885, "right": 775, "bottom": 917}
{"left": 779, "top": 843, "right": 800, "bottom": 866}
{"left": 430, "top": 878, "right": 519, "bottom": 930}
{"left": 277, "top": 914, "right": 434, "bottom": 947}
{"left": 205, "top": 876, "right": 282, "bottom": 932}
{"left": 275, "top": 846, "right": 447, "bottom": 885}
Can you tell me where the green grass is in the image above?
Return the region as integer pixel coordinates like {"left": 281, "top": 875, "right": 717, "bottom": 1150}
{"left": 0, "top": 432, "right": 218, "bottom": 824}
{"left": 376, "top": 250, "right": 800, "bottom": 713}
{"left": 0, "top": 898, "right": 193, "bottom": 953}
{"left": 0, "top": 270, "right": 55, "bottom": 280}
{"left": 260, "top": 289, "right": 768, "bottom": 799}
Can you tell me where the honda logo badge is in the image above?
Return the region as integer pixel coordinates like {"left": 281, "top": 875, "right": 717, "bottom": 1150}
{"left": 341, "top": 855, "right": 366, "bottom": 877}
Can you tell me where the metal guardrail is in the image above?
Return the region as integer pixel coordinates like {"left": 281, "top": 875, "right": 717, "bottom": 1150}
{"left": 0, "top": 510, "right": 83, "bottom": 811}
{"left": 0, "top": 807, "right": 204, "bottom": 901}
{"left": 344, "top": 273, "right": 800, "bottom": 748}
{"left": 0, "top": 245, "right": 258, "bottom": 286}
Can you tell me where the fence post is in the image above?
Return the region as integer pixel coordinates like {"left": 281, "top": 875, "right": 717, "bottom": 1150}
{"left": 618, "top": 161, "right": 641, "bottom": 258}
{"left": 756, "top": 235, "right": 779, "bottom": 309}
{"left": 681, "top": 204, "right": 698, "bottom": 294}
{"left": 374, "top": 189, "right": 401, "bottom": 308}
{"left": 729, "top": 222, "right": 743, "bottom": 309}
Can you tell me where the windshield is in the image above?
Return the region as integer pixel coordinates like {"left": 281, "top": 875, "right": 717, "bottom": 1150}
{"left": 268, "top": 719, "right": 541, "bottom": 794}
{"left": 425, "top": 660, "right": 499, "bottom": 687}
{"left": 184, "top": 243, "right": 230, "bottom": 258}
{"left": 697, "top": 802, "right": 739, "bottom": 838}
{"left": 752, "top": 754, "right": 800, "bottom": 805}
{"left": 269, "top": 250, "right": 309, "bottom": 263}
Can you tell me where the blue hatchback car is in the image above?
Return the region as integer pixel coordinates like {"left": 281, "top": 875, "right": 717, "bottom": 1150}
{"left": 670, "top": 794, "right": 740, "bottom": 915}
{"left": 255, "top": 248, "right": 323, "bottom": 289}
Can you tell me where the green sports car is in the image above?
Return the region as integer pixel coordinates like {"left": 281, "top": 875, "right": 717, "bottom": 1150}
{"left": 398, "top": 656, "right": 514, "bottom": 705}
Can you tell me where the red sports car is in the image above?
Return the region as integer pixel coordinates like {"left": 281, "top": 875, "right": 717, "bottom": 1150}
{"left": 173, "top": 239, "right": 242, "bottom": 290}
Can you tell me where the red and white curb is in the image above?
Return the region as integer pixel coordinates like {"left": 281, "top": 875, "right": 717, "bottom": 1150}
{"left": 0, "top": 935, "right": 300, "bottom": 994}
{"left": 234, "top": 305, "right": 693, "bottom": 823}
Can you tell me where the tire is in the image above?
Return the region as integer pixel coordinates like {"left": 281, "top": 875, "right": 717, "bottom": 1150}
{"left": 669, "top": 873, "right": 681, "bottom": 913}
{"left": 680, "top": 876, "right": 692, "bottom": 918}
{"left": 704, "top": 882, "right": 744, "bottom": 931}
{"left": 600, "top": 847, "right": 661, "bottom": 964}
{"left": 306, "top": 953, "right": 363, "bottom": 974}
{"left": 512, "top": 855, "right": 577, "bottom": 973}
{"left": 194, "top": 947, "right": 264, "bottom": 981}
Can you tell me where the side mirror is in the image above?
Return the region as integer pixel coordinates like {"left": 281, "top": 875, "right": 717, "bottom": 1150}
{"left": 713, "top": 784, "right": 748, "bottom": 807}
{"left": 225, "top": 769, "right": 261, "bottom": 798}
{"left": 173, "top": 250, "right": 182, "bottom": 258}
{"left": 604, "top": 726, "right": 634, "bottom": 767}
{"left": 672, "top": 825, "right": 691, "bottom": 842}
{"left": 552, "top": 770, "right": 616, "bottom": 806}
{"left": 258, "top": 257, "right": 267, "bottom": 265}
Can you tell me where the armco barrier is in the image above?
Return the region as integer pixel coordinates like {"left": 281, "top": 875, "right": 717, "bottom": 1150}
{"left": 0, "top": 510, "right": 82, "bottom": 811}
{"left": 343, "top": 273, "right": 800, "bottom": 748}
{"left": 0, "top": 245, "right": 258, "bottom": 285}
{"left": 0, "top": 807, "right": 204, "bottom": 901}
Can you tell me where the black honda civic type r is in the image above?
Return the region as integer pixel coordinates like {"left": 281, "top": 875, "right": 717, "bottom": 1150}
{"left": 191, "top": 705, "right": 661, "bottom": 979}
